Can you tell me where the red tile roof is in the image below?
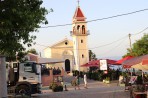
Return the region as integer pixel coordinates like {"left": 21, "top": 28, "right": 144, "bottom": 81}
{"left": 73, "top": 6, "right": 85, "bottom": 21}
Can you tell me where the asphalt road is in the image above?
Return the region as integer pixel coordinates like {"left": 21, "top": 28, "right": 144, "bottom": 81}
{"left": 32, "top": 86, "right": 130, "bottom": 98}
{"left": 8, "top": 75, "right": 130, "bottom": 98}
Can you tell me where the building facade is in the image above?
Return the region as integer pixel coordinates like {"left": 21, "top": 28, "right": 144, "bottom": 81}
{"left": 44, "top": 5, "right": 89, "bottom": 72}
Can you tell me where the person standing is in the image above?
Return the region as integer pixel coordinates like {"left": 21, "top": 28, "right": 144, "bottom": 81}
{"left": 76, "top": 75, "right": 80, "bottom": 90}
{"left": 84, "top": 73, "right": 88, "bottom": 89}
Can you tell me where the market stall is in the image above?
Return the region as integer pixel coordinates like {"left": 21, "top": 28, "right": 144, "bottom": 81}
{"left": 129, "top": 59, "right": 148, "bottom": 98}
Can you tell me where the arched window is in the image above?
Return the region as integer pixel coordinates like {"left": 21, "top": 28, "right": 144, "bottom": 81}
{"left": 82, "top": 25, "right": 85, "bottom": 34}
{"left": 82, "top": 54, "right": 84, "bottom": 58}
{"left": 81, "top": 39, "right": 83, "bottom": 43}
{"left": 77, "top": 25, "right": 80, "bottom": 33}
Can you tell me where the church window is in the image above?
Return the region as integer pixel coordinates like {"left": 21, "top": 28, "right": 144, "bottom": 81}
{"left": 65, "top": 42, "right": 68, "bottom": 45}
{"left": 77, "top": 25, "right": 80, "bottom": 33}
{"left": 82, "top": 54, "right": 84, "bottom": 58}
{"left": 82, "top": 25, "right": 85, "bottom": 34}
{"left": 81, "top": 39, "right": 83, "bottom": 43}
{"left": 77, "top": 25, "right": 80, "bottom": 30}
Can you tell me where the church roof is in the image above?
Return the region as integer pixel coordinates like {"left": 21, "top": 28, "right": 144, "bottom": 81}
{"left": 73, "top": 6, "right": 86, "bottom": 21}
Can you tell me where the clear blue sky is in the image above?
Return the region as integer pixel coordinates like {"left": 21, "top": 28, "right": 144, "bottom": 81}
{"left": 29, "top": 0, "right": 148, "bottom": 59}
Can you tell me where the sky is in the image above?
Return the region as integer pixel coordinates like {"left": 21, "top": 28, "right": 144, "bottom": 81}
{"left": 28, "top": 0, "right": 148, "bottom": 60}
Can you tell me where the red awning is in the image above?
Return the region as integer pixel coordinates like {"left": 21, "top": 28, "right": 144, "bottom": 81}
{"left": 114, "top": 56, "right": 134, "bottom": 65}
{"left": 142, "top": 59, "right": 148, "bottom": 65}
{"left": 122, "top": 54, "right": 148, "bottom": 68}
{"left": 81, "top": 59, "right": 117, "bottom": 67}
{"left": 81, "top": 62, "right": 98, "bottom": 67}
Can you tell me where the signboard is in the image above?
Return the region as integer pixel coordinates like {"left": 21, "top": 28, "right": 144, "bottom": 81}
{"left": 24, "top": 66, "right": 32, "bottom": 72}
{"left": 100, "top": 60, "right": 107, "bottom": 70}
{"left": 14, "top": 68, "right": 17, "bottom": 72}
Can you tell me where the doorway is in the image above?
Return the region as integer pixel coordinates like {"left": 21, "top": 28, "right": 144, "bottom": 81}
{"left": 65, "top": 59, "right": 70, "bottom": 72}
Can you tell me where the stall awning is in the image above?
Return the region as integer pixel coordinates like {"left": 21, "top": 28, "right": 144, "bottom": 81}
{"left": 80, "top": 59, "right": 117, "bottom": 67}
{"left": 114, "top": 56, "right": 134, "bottom": 65}
{"left": 122, "top": 54, "right": 148, "bottom": 69}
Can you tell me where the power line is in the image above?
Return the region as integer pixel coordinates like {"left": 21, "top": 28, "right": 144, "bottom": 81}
{"left": 131, "top": 26, "right": 148, "bottom": 36}
{"left": 89, "top": 35, "right": 128, "bottom": 49}
{"left": 90, "top": 25, "right": 148, "bottom": 49}
{"left": 36, "top": 25, "right": 148, "bottom": 50}
{"left": 87, "top": 8, "right": 148, "bottom": 23}
{"left": 40, "top": 8, "right": 148, "bottom": 28}
{"left": 96, "top": 38, "right": 127, "bottom": 56}
{"left": 1, "top": 8, "right": 148, "bottom": 30}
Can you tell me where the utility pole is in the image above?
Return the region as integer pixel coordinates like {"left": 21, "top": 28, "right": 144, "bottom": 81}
{"left": 0, "top": 56, "right": 7, "bottom": 98}
{"left": 128, "top": 33, "right": 132, "bottom": 55}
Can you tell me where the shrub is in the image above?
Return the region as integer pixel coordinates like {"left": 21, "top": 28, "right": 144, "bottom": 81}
{"left": 49, "top": 83, "right": 63, "bottom": 92}
{"left": 49, "top": 82, "right": 56, "bottom": 89}
{"left": 136, "top": 76, "right": 143, "bottom": 85}
{"left": 58, "top": 85, "right": 63, "bottom": 91}
{"left": 105, "top": 77, "right": 110, "bottom": 81}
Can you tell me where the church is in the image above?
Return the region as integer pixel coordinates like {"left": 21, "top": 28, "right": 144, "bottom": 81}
{"left": 44, "top": 5, "right": 90, "bottom": 72}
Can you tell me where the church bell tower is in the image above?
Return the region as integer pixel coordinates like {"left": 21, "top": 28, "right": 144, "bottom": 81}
{"left": 70, "top": 4, "right": 90, "bottom": 71}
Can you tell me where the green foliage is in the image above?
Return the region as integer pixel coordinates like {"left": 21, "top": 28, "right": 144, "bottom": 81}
{"left": 16, "top": 51, "right": 27, "bottom": 62}
{"left": 0, "top": 0, "right": 49, "bottom": 61}
{"left": 124, "top": 34, "right": 148, "bottom": 57}
{"left": 49, "top": 83, "right": 63, "bottom": 92}
{"left": 133, "top": 85, "right": 145, "bottom": 92}
{"left": 27, "top": 48, "right": 38, "bottom": 55}
{"left": 136, "top": 76, "right": 143, "bottom": 85}
{"left": 89, "top": 50, "right": 97, "bottom": 61}
{"left": 105, "top": 77, "right": 110, "bottom": 81}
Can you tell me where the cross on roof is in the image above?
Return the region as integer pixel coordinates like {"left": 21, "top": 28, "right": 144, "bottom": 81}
{"left": 77, "top": 0, "right": 80, "bottom": 6}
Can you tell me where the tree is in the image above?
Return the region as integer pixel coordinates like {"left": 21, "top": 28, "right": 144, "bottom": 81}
{"left": 27, "top": 48, "right": 38, "bottom": 55}
{"left": 123, "top": 34, "right": 148, "bottom": 57}
{"left": 89, "top": 50, "right": 97, "bottom": 61}
{"left": 0, "top": 0, "right": 49, "bottom": 61}
{"left": 0, "top": 1, "right": 49, "bottom": 96}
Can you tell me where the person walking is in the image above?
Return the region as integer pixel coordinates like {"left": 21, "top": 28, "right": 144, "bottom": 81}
{"left": 84, "top": 73, "right": 88, "bottom": 89}
{"left": 76, "top": 75, "right": 80, "bottom": 90}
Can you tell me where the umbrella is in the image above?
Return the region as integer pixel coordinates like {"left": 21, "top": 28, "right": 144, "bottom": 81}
{"left": 106, "top": 59, "right": 117, "bottom": 65}
{"left": 122, "top": 54, "right": 148, "bottom": 69}
{"left": 114, "top": 56, "right": 133, "bottom": 65}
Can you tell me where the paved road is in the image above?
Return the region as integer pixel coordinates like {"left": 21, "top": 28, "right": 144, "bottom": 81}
{"left": 33, "top": 86, "right": 129, "bottom": 98}
{"left": 8, "top": 75, "right": 130, "bottom": 98}
{"left": 32, "top": 79, "right": 130, "bottom": 98}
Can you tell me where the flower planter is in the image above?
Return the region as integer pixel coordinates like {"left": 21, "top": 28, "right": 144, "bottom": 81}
{"left": 105, "top": 80, "right": 110, "bottom": 84}
{"left": 119, "top": 83, "right": 125, "bottom": 86}
{"left": 103, "top": 80, "right": 106, "bottom": 83}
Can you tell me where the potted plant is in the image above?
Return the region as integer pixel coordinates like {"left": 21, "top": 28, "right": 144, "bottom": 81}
{"left": 105, "top": 77, "right": 110, "bottom": 84}
{"left": 103, "top": 79, "right": 105, "bottom": 83}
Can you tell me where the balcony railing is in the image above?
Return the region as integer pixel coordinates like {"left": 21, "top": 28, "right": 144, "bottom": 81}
{"left": 70, "top": 30, "right": 90, "bottom": 36}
